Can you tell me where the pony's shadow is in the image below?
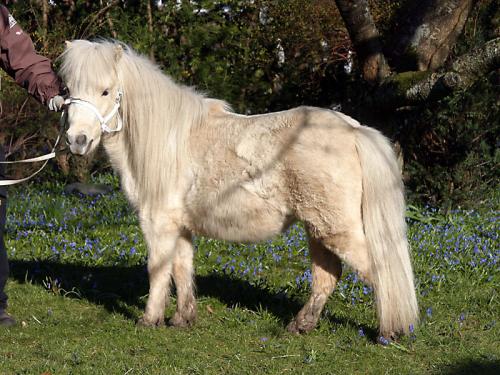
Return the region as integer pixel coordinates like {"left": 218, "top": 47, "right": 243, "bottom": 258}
{"left": 9, "top": 260, "right": 377, "bottom": 340}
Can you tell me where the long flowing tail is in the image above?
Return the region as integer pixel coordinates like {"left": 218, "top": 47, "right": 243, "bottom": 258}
{"left": 355, "top": 126, "right": 418, "bottom": 336}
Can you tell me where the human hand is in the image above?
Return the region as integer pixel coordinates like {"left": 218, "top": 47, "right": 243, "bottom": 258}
{"left": 48, "top": 95, "right": 65, "bottom": 112}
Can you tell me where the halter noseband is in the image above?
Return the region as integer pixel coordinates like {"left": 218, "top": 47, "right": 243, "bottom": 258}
{"left": 64, "top": 90, "right": 124, "bottom": 133}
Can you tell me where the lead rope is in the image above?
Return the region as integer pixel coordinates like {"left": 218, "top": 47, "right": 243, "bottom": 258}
{"left": 0, "top": 110, "right": 67, "bottom": 186}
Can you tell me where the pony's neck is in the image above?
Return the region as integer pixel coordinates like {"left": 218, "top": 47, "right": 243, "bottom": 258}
{"left": 103, "top": 131, "right": 141, "bottom": 206}
{"left": 102, "top": 132, "right": 126, "bottom": 169}
{"left": 114, "top": 52, "right": 207, "bottom": 206}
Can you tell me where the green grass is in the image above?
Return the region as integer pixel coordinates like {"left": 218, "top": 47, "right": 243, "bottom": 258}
{"left": 1, "top": 175, "right": 499, "bottom": 374}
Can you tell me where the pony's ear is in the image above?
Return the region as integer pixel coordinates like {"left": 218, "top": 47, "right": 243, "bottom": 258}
{"left": 65, "top": 40, "right": 72, "bottom": 49}
{"left": 114, "top": 44, "right": 123, "bottom": 62}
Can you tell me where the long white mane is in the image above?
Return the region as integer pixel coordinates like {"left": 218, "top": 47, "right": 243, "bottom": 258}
{"left": 59, "top": 40, "right": 210, "bottom": 205}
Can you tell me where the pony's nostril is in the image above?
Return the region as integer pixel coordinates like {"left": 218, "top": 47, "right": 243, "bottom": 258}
{"left": 75, "top": 134, "right": 87, "bottom": 146}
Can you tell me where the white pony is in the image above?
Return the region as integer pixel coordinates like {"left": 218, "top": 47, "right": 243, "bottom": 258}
{"left": 59, "top": 40, "right": 418, "bottom": 339}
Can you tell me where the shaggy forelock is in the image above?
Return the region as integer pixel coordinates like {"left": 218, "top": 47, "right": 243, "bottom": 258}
{"left": 59, "top": 40, "right": 121, "bottom": 92}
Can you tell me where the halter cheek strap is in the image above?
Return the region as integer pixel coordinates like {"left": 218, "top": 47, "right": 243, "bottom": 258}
{"left": 64, "top": 90, "right": 123, "bottom": 133}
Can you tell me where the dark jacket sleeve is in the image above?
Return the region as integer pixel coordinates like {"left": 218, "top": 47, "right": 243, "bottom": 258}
{"left": 0, "top": 6, "right": 61, "bottom": 104}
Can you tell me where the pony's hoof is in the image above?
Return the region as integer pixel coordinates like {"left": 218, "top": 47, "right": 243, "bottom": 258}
{"left": 136, "top": 316, "right": 165, "bottom": 328}
{"left": 286, "top": 319, "right": 315, "bottom": 334}
{"left": 286, "top": 320, "right": 302, "bottom": 334}
{"left": 168, "top": 313, "right": 196, "bottom": 328}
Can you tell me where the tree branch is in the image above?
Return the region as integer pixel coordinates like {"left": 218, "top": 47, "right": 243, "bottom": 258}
{"left": 375, "top": 38, "right": 500, "bottom": 108}
{"left": 100, "top": 0, "right": 118, "bottom": 38}
{"left": 40, "top": 0, "right": 49, "bottom": 51}
{"left": 78, "top": 0, "right": 120, "bottom": 39}
{"left": 146, "top": 0, "right": 155, "bottom": 61}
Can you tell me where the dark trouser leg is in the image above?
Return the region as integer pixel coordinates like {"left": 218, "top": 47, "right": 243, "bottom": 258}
{"left": 0, "top": 146, "right": 8, "bottom": 310}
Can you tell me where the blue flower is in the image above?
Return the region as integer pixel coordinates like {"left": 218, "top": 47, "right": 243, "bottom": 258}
{"left": 378, "top": 336, "right": 389, "bottom": 346}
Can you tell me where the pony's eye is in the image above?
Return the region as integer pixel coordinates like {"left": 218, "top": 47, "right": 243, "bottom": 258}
{"left": 102, "top": 90, "right": 109, "bottom": 96}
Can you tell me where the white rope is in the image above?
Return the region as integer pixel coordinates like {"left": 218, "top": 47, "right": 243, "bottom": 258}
{"left": 0, "top": 152, "right": 56, "bottom": 164}
{"left": 0, "top": 127, "right": 63, "bottom": 186}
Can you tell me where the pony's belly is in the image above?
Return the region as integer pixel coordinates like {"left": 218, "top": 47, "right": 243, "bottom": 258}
{"left": 194, "top": 217, "right": 288, "bottom": 242}
{"left": 186, "top": 186, "right": 292, "bottom": 242}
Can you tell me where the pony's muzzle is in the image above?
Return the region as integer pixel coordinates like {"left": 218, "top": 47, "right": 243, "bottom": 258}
{"left": 75, "top": 134, "right": 87, "bottom": 146}
{"left": 66, "top": 131, "right": 93, "bottom": 155}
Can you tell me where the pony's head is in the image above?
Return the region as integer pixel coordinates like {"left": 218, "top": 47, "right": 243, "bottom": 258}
{"left": 59, "top": 40, "right": 124, "bottom": 155}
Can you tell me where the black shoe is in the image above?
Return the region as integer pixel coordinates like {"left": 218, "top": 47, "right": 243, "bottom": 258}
{"left": 0, "top": 310, "right": 16, "bottom": 327}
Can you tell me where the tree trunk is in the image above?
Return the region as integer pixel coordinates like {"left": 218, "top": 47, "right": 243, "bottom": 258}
{"left": 391, "top": 0, "right": 476, "bottom": 71}
{"left": 65, "top": 0, "right": 76, "bottom": 22}
{"left": 40, "top": 0, "right": 49, "bottom": 51}
{"left": 334, "top": 0, "right": 390, "bottom": 83}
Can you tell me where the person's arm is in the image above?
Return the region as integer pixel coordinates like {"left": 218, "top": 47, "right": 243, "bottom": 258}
{"left": 0, "top": 5, "right": 61, "bottom": 106}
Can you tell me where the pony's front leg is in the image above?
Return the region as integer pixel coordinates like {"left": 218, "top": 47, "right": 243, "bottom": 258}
{"left": 169, "top": 231, "right": 197, "bottom": 328}
{"left": 137, "top": 214, "right": 180, "bottom": 327}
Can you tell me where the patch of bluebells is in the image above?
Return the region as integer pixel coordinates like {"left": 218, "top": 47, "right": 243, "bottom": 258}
{"left": 335, "top": 272, "right": 374, "bottom": 306}
{"left": 408, "top": 207, "right": 499, "bottom": 294}
{"left": 196, "top": 222, "right": 313, "bottom": 289}
{"left": 6, "top": 181, "right": 145, "bottom": 266}
{"left": 295, "top": 269, "right": 312, "bottom": 288}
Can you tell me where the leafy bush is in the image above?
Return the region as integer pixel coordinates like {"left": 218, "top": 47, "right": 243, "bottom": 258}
{"left": 401, "top": 73, "right": 499, "bottom": 208}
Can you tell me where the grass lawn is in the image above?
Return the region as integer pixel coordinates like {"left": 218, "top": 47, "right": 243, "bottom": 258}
{"left": 1, "top": 175, "right": 499, "bottom": 374}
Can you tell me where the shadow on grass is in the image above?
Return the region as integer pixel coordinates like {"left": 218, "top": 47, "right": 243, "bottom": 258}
{"left": 437, "top": 359, "right": 500, "bottom": 375}
{"left": 9, "top": 260, "right": 376, "bottom": 339}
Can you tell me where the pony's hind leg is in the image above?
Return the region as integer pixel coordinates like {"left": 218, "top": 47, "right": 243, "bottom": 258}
{"left": 137, "top": 213, "right": 180, "bottom": 327}
{"left": 169, "top": 231, "right": 197, "bottom": 327}
{"left": 287, "top": 236, "right": 342, "bottom": 334}
{"left": 322, "top": 229, "right": 372, "bottom": 286}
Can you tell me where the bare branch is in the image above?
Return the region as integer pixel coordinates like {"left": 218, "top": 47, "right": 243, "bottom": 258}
{"left": 79, "top": 0, "right": 120, "bottom": 39}
{"left": 40, "top": 0, "right": 49, "bottom": 51}
{"left": 100, "top": 0, "right": 118, "bottom": 38}
{"left": 146, "top": 0, "right": 155, "bottom": 61}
